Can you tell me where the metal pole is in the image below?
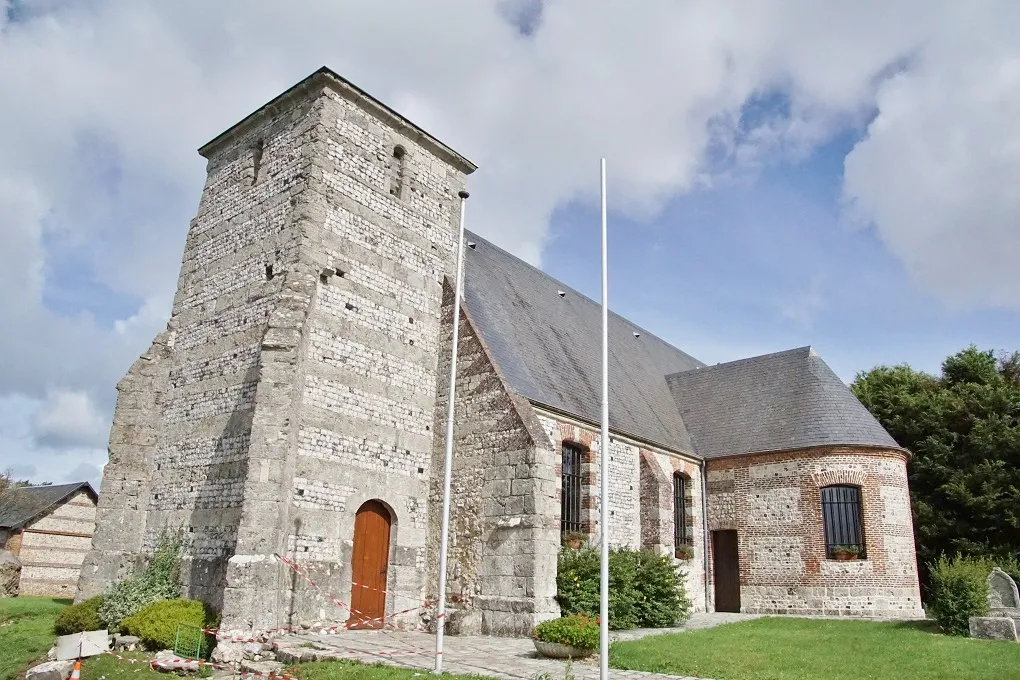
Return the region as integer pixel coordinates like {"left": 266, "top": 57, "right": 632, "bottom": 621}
{"left": 599, "top": 158, "right": 610, "bottom": 680}
{"left": 435, "top": 189, "right": 470, "bottom": 674}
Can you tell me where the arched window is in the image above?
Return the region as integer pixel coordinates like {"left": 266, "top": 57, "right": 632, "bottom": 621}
{"left": 561, "top": 442, "right": 583, "bottom": 535}
{"left": 673, "top": 473, "right": 689, "bottom": 551}
{"left": 389, "top": 145, "right": 407, "bottom": 198}
{"left": 820, "top": 485, "right": 865, "bottom": 558}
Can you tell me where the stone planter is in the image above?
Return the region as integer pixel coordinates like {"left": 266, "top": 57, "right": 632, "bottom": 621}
{"left": 533, "top": 640, "right": 594, "bottom": 659}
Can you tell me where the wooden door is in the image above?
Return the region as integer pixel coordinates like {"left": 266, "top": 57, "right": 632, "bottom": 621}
{"left": 712, "top": 530, "right": 741, "bottom": 613}
{"left": 349, "top": 500, "right": 391, "bottom": 629}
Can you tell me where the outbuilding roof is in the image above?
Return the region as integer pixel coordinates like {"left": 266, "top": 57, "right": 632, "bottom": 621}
{"left": 0, "top": 482, "right": 97, "bottom": 530}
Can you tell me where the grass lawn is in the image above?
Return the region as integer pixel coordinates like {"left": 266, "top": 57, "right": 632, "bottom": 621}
{"left": 0, "top": 597, "right": 72, "bottom": 680}
{"left": 609, "top": 617, "right": 1020, "bottom": 680}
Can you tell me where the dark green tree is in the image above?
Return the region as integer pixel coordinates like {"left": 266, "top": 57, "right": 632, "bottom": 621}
{"left": 851, "top": 346, "right": 1020, "bottom": 593}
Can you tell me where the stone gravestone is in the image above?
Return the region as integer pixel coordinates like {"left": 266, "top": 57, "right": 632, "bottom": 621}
{"left": 988, "top": 567, "right": 1020, "bottom": 611}
{"left": 970, "top": 567, "right": 1020, "bottom": 641}
{"left": 0, "top": 550, "right": 21, "bottom": 597}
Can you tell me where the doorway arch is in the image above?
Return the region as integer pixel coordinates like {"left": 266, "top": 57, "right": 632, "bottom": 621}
{"left": 348, "top": 500, "right": 392, "bottom": 629}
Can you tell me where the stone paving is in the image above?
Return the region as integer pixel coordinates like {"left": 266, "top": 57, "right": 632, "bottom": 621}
{"left": 274, "top": 613, "right": 762, "bottom": 679}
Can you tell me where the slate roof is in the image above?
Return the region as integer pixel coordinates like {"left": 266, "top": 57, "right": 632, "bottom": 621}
{"left": 462, "top": 234, "right": 901, "bottom": 458}
{"left": 665, "top": 347, "right": 901, "bottom": 458}
{"left": 0, "top": 482, "right": 97, "bottom": 530}
{"left": 463, "top": 231, "right": 704, "bottom": 452}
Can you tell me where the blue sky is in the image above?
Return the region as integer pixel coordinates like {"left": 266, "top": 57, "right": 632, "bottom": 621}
{"left": 1, "top": 1, "right": 1018, "bottom": 488}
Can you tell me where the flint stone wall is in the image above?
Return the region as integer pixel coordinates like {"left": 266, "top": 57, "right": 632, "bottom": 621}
{"left": 705, "top": 447, "right": 923, "bottom": 618}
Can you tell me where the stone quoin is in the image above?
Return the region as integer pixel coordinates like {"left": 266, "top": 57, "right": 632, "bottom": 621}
{"left": 78, "top": 67, "right": 924, "bottom": 636}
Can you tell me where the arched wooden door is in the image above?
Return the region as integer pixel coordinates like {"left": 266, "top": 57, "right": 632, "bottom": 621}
{"left": 348, "top": 500, "right": 391, "bottom": 629}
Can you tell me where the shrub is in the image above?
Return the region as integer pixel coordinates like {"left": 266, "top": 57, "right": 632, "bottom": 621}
{"left": 633, "top": 550, "right": 693, "bottom": 628}
{"left": 556, "top": 546, "right": 690, "bottom": 630}
{"left": 532, "top": 615, "right": 600, "bottom": 650}
{"left": 928, "top": 554, "right": 991, "bottom": 636}
{"left": 121, "top": 598, "right": 219, "bottom": 656}
{"left": 99, "top": 526, "right": 186, "bottom": 629}
{"left": 54, "top": 596, "right": 104, "bottom": 635}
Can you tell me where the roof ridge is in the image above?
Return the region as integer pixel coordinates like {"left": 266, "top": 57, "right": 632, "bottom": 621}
{"left": 464, "top": 229, "right": 703, "bottom": 366}
{"left": 667, "top": 345, "right": 812, "bottom": 379}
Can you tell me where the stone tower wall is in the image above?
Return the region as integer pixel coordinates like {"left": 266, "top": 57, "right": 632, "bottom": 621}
{"left": 218, "top": 78, "right": 472, "bottom": 631}
{"left": 705, "top": 446, "right": 923, "bottom": 618}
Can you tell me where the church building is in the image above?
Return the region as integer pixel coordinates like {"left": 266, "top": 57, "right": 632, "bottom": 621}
{"left": 77, "top": 67, "right": 924, "bottom": 637}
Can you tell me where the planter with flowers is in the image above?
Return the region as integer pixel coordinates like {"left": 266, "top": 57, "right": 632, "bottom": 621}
{"left": 532, "top": 615, "right": 599, "bottom": 659}
{"left": 831, "top": 545, "right": 861, "bottom": 561}
{"left": 561, "top": 531, "right": 587, "bottom": 550}
{"left": 675, "top": 544, "right": 695, "bottom": 561}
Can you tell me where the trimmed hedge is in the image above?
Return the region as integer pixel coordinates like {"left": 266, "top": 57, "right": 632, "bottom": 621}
{"left": 556, "top": 547, "right": 692, "bottom": 630}
{"left": 121, "top": 598, "right": 219, "bottom": 655}
{"left": 54, "top": 596, "right": 104, "bottom": 636}
{"left": 928, "top": 554, "right": 990, "bottom": 636}
{"left": 532, "top": 614, "right": 599, "bottom": 650}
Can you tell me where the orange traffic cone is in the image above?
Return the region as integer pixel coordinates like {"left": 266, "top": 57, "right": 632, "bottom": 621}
{"left": 70, "top": 659, "right": 82, "bottom": 680}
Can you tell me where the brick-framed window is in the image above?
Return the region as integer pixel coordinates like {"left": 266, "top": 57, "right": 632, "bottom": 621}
{"left": 673, "top": 473, "right": 690, "bottom": 552}
{"left": 561, "top": 442, "right": 584, "bottom": 535}
{"left": 820, "top": 485, "right": 866, "bottom": 558}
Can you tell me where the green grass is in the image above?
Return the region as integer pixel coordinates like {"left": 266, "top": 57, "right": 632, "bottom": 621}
{"left": 609, "top": 617, "right": 1020, "bottom": 680}
{"left": 0, "top": 597, "right": 72, "bottom": 680}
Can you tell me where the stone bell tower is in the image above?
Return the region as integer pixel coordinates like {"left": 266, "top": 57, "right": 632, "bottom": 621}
{"left": 78, "top": 67, "right": 476, "bottom": 632}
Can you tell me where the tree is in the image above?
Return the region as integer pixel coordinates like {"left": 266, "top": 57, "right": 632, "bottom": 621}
{"left": 851, "top": 346, "right": 1020, "bottom": 593}
{"left": 0, "top": 469, "right": 35, "bottom": 493}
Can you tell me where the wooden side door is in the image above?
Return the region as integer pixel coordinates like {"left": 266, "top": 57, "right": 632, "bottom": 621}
{"left": 348, "top": 500, "right": 391, "bottom": 629}
{"left": 712, "top": 530, "right": 741, "bottom": 613}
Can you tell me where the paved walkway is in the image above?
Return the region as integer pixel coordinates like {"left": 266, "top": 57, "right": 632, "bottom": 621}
{"left": 273, "top": 613, "right": 760, "bottom": 680}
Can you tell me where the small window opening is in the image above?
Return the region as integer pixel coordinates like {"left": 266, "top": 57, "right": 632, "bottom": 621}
{"left": 673, "top": 473, "right": 690, "bottom": 554}
{"left": 821, "top": 485, "right": 866, "bottom": 559}
{"left": 252, "top": 139, "right": 264, "bottom": 185}
{"left": 265, "top": 264, "right": 274, "bottom": 281}
{"left": 389, "top": 145, "right": 407, "bottom": 198}
{"left": 561, "top": 443, "right": 584, "bottom": 536}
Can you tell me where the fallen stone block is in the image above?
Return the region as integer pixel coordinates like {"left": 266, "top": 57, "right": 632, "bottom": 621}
{"left": 0, "top": 550, "right": 21, "bottom": 598}
{"left": 969, "top": 616, "right": 1018, "bottom": 641}
{"left": 113, "top": 635, "right": 140, "bottom": 651}
{"left": 151, "top": 650, "right": 201, "bottom": 672}
{"left": 25, "top": 660, "right": 74, "bottom": 680}
{"left": 211, "top": 640, "right": 245, "bottom": 664}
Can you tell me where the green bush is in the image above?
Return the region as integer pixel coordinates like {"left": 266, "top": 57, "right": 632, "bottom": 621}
{"left": 532, "top": 614, "right": 600, "bottom": 650}
{"left": 633, "top": 550, "right": 693, "bottom": 628}
{"left": 121, "top": 598, "right": 219, "bottom": 655}
{"left": 99, "top": 526, "right": 185, "bottom": 628}
{"left": 556, "top": 547, "right": 691, "bottom": 630}
{"left": 53, "top": 596, "right": 105, "bottom": 635}
{"left": 928, "top": 554, "right": 991, "bottom": 636}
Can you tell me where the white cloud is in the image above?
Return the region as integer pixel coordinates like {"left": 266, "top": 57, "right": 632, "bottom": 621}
{"left": 0, "top": 0, "right": 1017, "bottom": 483}
{"left": 32, "top": 389, "right": 109, "bottom": 450}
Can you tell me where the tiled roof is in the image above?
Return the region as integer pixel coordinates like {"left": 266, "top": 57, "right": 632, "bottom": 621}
{"left": 0, "top": 482, "right": 97, "bottom": 530}
{"left": 461, "top": 234, "right": 902, "bottom": 459}
{"left": 462, "top": 231, "right": 703, "bottom": 453}
{"left": 665, "top": 347, "right": 902, "bottom": 458}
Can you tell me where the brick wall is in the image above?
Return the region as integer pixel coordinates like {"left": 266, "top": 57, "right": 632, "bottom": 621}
{"left": 536, "top": 413, "right": 707, "bottom": 612}
{"left": 705, "top": 446, "right": 923, "bottom": 618}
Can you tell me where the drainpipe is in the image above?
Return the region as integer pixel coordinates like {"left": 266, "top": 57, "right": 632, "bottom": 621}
{"left": 700, "top": 460, "right": 711, "bottom": 612}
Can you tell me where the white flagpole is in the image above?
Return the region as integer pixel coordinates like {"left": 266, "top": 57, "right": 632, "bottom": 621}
{"left": 435, "top": 189, "right": 470, "bottom": 674}
{"left": 599, "top": 158, "right": 610, "bottom": 680}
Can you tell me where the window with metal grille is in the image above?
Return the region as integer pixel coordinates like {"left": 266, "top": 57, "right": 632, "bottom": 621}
{"left": 820, "top": 485, "right": 866, "bottom": 558}
{"left": 673, "top": 473, "right": 689, "bottom": 550}
{"left": 561, "top": 443, "right": 583, "bottom": 535}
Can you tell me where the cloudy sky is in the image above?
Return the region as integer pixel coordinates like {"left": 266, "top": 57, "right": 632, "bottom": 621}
{"left": 1, "top": 0, "right": 1018, "bottom": 488}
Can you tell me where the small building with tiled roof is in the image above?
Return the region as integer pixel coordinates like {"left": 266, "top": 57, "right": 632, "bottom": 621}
{"left": 1, "top": 482, "right": 98, "bottom": 597}
{"left": 81, "top": 67, "right": 923, "bottom": 636}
